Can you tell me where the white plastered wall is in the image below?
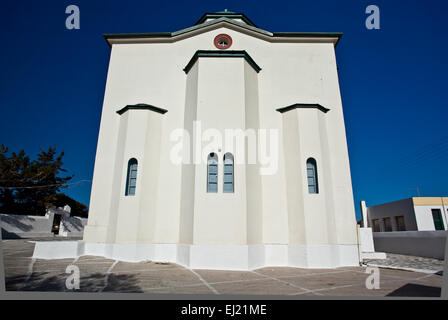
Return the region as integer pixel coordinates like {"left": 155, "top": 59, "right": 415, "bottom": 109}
{"left": 81, "top": 23, "right": 359, "bottom": 268}
{"left": 414, "top": 205, "right": 448, "bottom": 231}
{"left": 192, "top": 57, "right": 248, "bottom": 245}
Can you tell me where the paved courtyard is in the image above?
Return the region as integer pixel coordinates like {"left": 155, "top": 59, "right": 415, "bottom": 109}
{"left": 1, "top": 239, "right": 444, "bottom": 297}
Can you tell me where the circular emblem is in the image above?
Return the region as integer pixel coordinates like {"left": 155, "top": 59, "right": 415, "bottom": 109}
{"left": 214, "top": 34, "right": 232, "bottom": 49}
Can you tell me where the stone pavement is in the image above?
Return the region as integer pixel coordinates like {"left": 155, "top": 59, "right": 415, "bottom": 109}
{"left": 364, "top": 253, "right": 445, "bottom": 274}
{"left": 1, "top": 239, "right": 444, "bottom": 297}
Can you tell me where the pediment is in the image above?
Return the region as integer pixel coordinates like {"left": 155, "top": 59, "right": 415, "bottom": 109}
{"left": 104, "top": 17, "right": 342, "bottom": 47}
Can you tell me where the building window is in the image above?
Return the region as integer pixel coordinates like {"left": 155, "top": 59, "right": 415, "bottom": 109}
{"left": 207, "top": 153, "right": 218, "bottom": 193}
{"left": 214, "top": 34, "right": 232, "bottom": 49}
{"left": 306, "top": 158, "right": 319, "bottom": 194}
{"left": 372, "top": 219, "right": 380, "bottom": 232}
{"left": 432, "top": 209, "right": 445, "bottom": 231}
{"left": 223, "top": 153, "right": 234, "bottom": 193}
{"left": 383, "top": 217, "right": 392, "bottom": 232}
{"left": 125, "top": 158, "right": 138, "bottom": 196}
{"left": 395, "top": 216, "right": 406, "bottom": 231}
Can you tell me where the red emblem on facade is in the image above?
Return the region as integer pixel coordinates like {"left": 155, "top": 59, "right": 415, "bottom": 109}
{"left": 214, "top": 34, "right": 232, "bottom": 49}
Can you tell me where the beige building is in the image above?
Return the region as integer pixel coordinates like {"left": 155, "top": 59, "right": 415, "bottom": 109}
{"left": 367, "top": 197, "right": 448, "bottom": 232}
{"left": 35, "top": 11, "right": 360, "bottom": 270}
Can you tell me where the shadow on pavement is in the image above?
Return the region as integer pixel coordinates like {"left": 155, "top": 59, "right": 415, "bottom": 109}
{"left": 6, "top": 272, "right": 143, "bottom": 293}
{"left": 103, "top": 274, "right": 144, "bottom": 293}
{"left": 386, "top": 283, "right": 441, "bottom": 297}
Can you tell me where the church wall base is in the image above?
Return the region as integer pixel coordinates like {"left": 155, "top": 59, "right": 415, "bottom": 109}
{"left": 32, "top": 241, "right": 360, "bottom": 270}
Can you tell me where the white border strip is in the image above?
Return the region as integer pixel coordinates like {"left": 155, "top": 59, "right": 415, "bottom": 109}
{"left": 32, "top": 241, "right": 360, "bottom": 270}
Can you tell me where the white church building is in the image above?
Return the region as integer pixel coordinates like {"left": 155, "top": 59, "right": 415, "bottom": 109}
{"left": 35, "top": 11, "right": 360, "bottom": 270}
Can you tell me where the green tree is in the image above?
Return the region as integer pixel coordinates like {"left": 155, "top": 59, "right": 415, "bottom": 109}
{"left": 0, "top": 145, "right": 75, "bottom": 215}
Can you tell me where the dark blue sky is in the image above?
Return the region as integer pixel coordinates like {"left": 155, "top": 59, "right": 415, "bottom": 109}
{"left": 1, "top": 0, "right": 447, "bottom": 220}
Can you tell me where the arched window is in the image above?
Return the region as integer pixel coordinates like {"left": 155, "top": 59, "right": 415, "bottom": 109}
{"left": 223, "top": 153, "right": 234, "bottom": 193}
{"left": 306, "top": 158, "right": 319, "bottom": 194}
{"left": 207, "top": 153, "right": 218, "bottom": 193}
{"left": 125, "top": 158, "right": 138, "bottom": 196}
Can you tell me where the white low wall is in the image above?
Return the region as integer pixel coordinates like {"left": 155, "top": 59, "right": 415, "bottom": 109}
{"left": 373, "top": 231, "right": 447, "bottom": 260}
{"left": 0, "top": 212, "right": 88, "bottom": 239}
{"left": 59, "top": 216, "right": 88, "bottom": 237}
{"left": 0, "top": 213, "right": 54, "bottom": 238}
{"left": 358, "top": 227, "right": 387, "bottom": 260}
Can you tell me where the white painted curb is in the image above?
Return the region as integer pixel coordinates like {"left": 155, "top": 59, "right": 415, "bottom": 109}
{"left": 32, "top": 241, "right": 360, "bottom": 270}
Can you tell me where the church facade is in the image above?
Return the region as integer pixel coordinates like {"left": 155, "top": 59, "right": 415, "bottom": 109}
{"left": 82, "top": 11, "right": 360, "bottom": 270}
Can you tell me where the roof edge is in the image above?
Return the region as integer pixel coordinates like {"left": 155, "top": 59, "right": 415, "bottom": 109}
{"left": 102, "top": 20, "right": 342, "bottom": 47}
{"left": 274, "top": 32, "right": 343, "bottom": 46}
{"left": 116, "top": 104, "right": 168, "bottom": 115}
{"left": 276, "top": 103, "right": 330, "bottom": 114}
{"left": 183, "top": 50, "right": 262, "bottom": 74}
{"left": 194, "top": 12, "right": 258, "bottom": 28}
